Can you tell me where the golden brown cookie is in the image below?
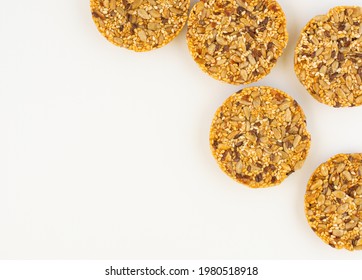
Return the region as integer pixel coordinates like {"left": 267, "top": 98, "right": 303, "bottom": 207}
{"left": 187, "top": 0, "right": 288, "bottom": 85}
{"left": 210, "top": 86, "right": 311, "bottom": 188}
{"left": 90, "top": 0, "right": 190, "bottom": 52}
{"left": 295, "top": 6, "right": 362, "bottom": 107}
{"left": 305, "top": 154, "right": 362, "bottom": 250}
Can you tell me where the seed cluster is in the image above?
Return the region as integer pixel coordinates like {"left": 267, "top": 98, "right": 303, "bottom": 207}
{"left": 90, "top": 0, "right": 189, "bottom": 52}
{"left": 187, "top": 0, "right": 288, "bottom": 85}
{"left": 305, "top": 154, "right": 362, "bottom": 250}
{"left": 210, "top": 87, "right": 311, "bottom": 188}
{"left": 295, "top": 6, "right": 362, "bottom": 107}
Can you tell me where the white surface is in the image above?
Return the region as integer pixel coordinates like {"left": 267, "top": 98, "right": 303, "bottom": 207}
{"left": 0, "top": 0, "right": 362, "bottom": 259}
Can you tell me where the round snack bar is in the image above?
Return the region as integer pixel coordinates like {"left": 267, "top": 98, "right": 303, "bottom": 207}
{"left": 295, "top": 6, "right": 362, "bottom": 107}
{"left": 90, "top": 0, "right": 190, "bottom": 52}
{"left": 210, "top": 86, "right": 311, "bottom": 188}
{"left": 305, "top": 154, "right": 362, "bottom": 250}
{"left": 187, "top": 0, "right": 288, "bottom": 85}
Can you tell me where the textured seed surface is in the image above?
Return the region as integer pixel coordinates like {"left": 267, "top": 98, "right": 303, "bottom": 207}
{"left": 90, "top": 0, "right": 190, "bottom": 52}
{"left": 210, "top": 86, "right": 311, "bottom": 188}
{"left": 295, "top": 6, "right": 362, "bottom": 107}
{"left": 187, "top": 0, "right": 288, "bottom": 85}
{"left": 305, "top": 153, "right": 362, "bottom": 251}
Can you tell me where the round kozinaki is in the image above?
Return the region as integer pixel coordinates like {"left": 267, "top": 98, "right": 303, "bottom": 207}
{"left": 305, "top": 154, "right": 362, "bottom": 250}
{"left": 90, "top": 0, "right": 190, "bottom": 52}
{"left": 210, "top": 86, "right": 311, "bottom": 188}
{"left": 187, "top": 0, "right": 288, "bottom": 84}
{"left": 295, "top": 6, "right": 362, "bottom": 107}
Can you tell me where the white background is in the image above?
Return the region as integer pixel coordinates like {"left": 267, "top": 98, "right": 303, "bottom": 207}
{"left": 0, "top": 0, "right": 362, "bottom": 259}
